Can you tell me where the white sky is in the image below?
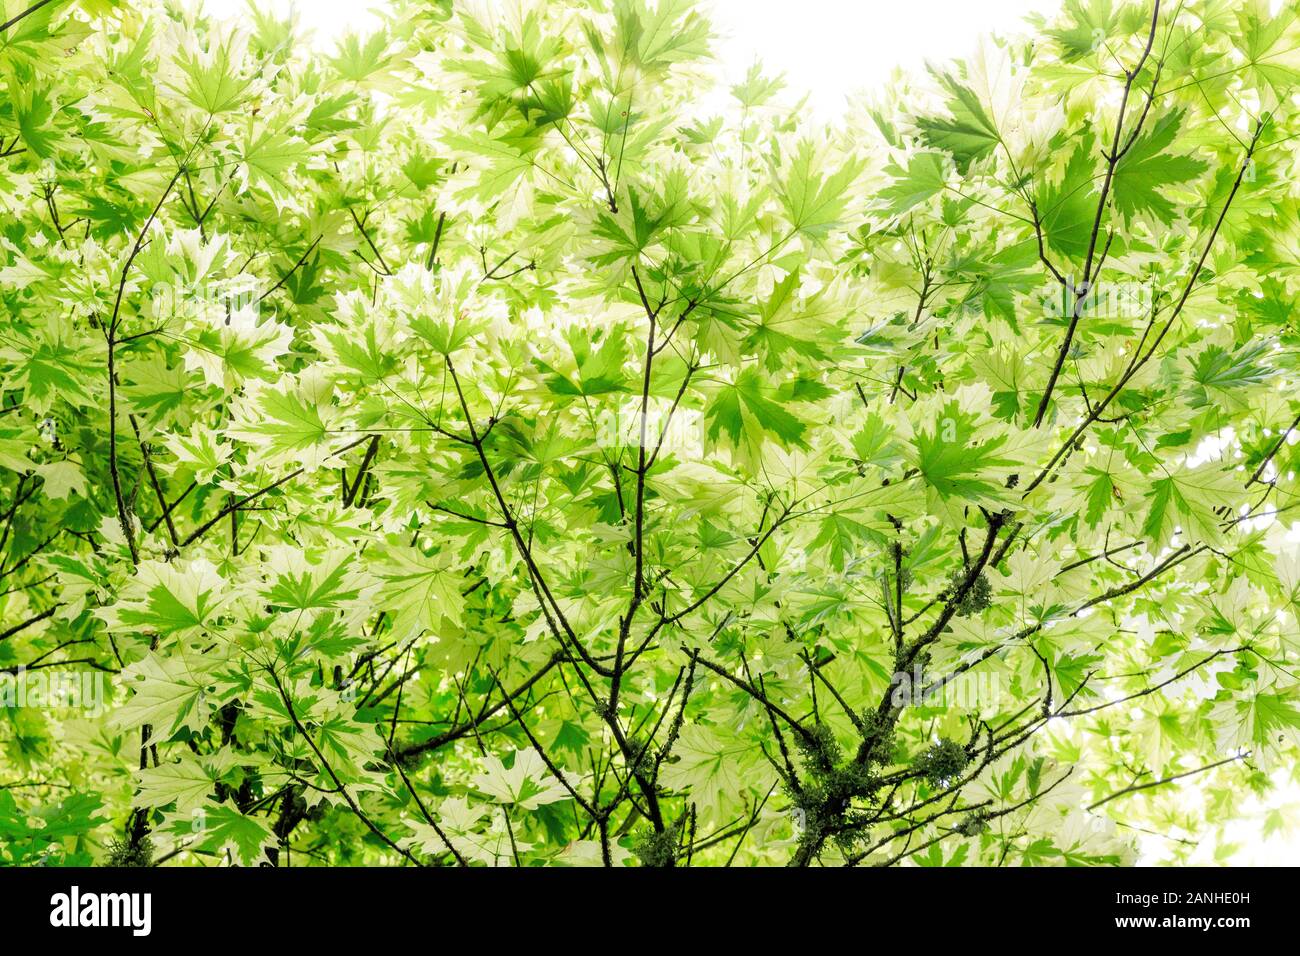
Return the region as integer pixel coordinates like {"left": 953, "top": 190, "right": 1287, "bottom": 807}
{"left": 709, "top": 0, "right": 1059, "bottom": 118}
{"left": 194, "top": 0, "right": 1299, "bottom": 865}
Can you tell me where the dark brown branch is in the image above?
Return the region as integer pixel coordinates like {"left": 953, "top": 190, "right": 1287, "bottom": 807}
{"left": 1032, "top": 0, "right": 1162, "bottom": 428}
{"left": 258, "top": 235, "right": 321, "bottom": 304}
{"left": 1088, "top": 753, "right": 1248, "bottom": 810}
{"left": 0, "top": 0, "right": 58, "bottom": 34}
{"left": 181, "top": 435, "right": 372, "bottom": 547}
{"left": 0, "top": 604, "right": 58, "bottom": 643}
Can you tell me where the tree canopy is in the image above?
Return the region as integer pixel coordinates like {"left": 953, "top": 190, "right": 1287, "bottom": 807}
{"left": 2, "top": 0, "right": 1300, "bottom": 867}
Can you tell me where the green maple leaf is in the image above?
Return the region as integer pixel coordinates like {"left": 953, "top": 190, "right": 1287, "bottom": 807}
{"left": 378, "top": 547, "right": 466, "bottom": 640}
{"left": 240, "top": 124, "right": 310, "bottom": 194}
{"left": 472, "top": 748, "right": 577, "bottom": 810}
{"left": 14, "top": 86, "right": 61, "bottom": 158}
{"left": 329, "top": 30, "right": 396, "bottom": 83}
{"left": 312, "top": 715, "right": 384, "bottom": 781}
{"left": 1186, "top": 339, "right": 1273, "bottom": 409}
{"left": 705, "top": 365, "right": 810, "bottom": 453}
{"left": 1047, "top": 0, "right": 1116, "bottom": 61}
{"left": 0, "top": 322, "right": 97, "bottom": 415}
{"left": 660, "top": 724, "right": 768, "bottom": 819}
{"left": 1037, "top": 134, "right": 1098, "bottom": 261}
{"left": 742, "top": 271, "right": 839, "bottom": 371}
{"left": 916, "top": 73, "right": 1001, "bottom": 175}
{"left": 878, "top": 151, "right": 949, "bottom": 216}
{"left": 120, "top": 356, "right": 194, "bottom": 424}
{"left": 1113, "top": 110, "right": 1208, "bottom": 223}
{"left": 971, "top": 242, "right": 1040, "bottom": 330}
{"left": 98, "top": 559, "right": 228, "bottom": 638}
{"left": 113, "top": 651, "right": 216, "bottom": 744}
{"left": 775, "top": 139, "right": 862, "bottom": 238}
{"left": 1234, "top": 0, "right": 1300, "bottom": 93}
{"left": 535, "top": 326, "right": 630, "bottom": 398}
{"left": 731, "top": 62, "right": 784, "bottom": 108}
{"left": 909, "top": 399, "right": 1017, "bottom": 507}
{"left": 444, "top": 130, "right": 538, "bottom": 202}
{"left": 263, "top": 547, "right": 368, "bottom": 611}
{"left": 32, "top": 793, "right": 108, "bottom": 841}
{"left": 228, "top": 380, "right": 333, "bottom": 461}
{"left": 317, "top": 320, "right": 402, "bottom": 383}
{"left": 1081, "top": 466, "right": 1117, "bottom": 527}
{"left": 186, "top": 317, "right": 292, "bottom": 388}
{"left": 811, "top": 511, "right": 878, "bottom": 571}
{"left": 136, "top": 751, "right": 238, "bottom": 814}
{"left": 1141, "top": 464, "right": 1242, "bottom": 551}
{"left": 34, "top": 459, "right": 86, "bottom": 500}
{"left": 1214, "top": 687, "right": 1300, "bottom": 753}
{"left": 164, "top": 803, "right": 274, "bottom": 866}
{"left": 171, "top": 31, "right": 252, "bottom": 114}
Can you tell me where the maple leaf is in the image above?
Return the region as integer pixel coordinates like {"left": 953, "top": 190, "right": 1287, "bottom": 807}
{"left": 1113, "top": 110, "right": 1208, "bottom": 223}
